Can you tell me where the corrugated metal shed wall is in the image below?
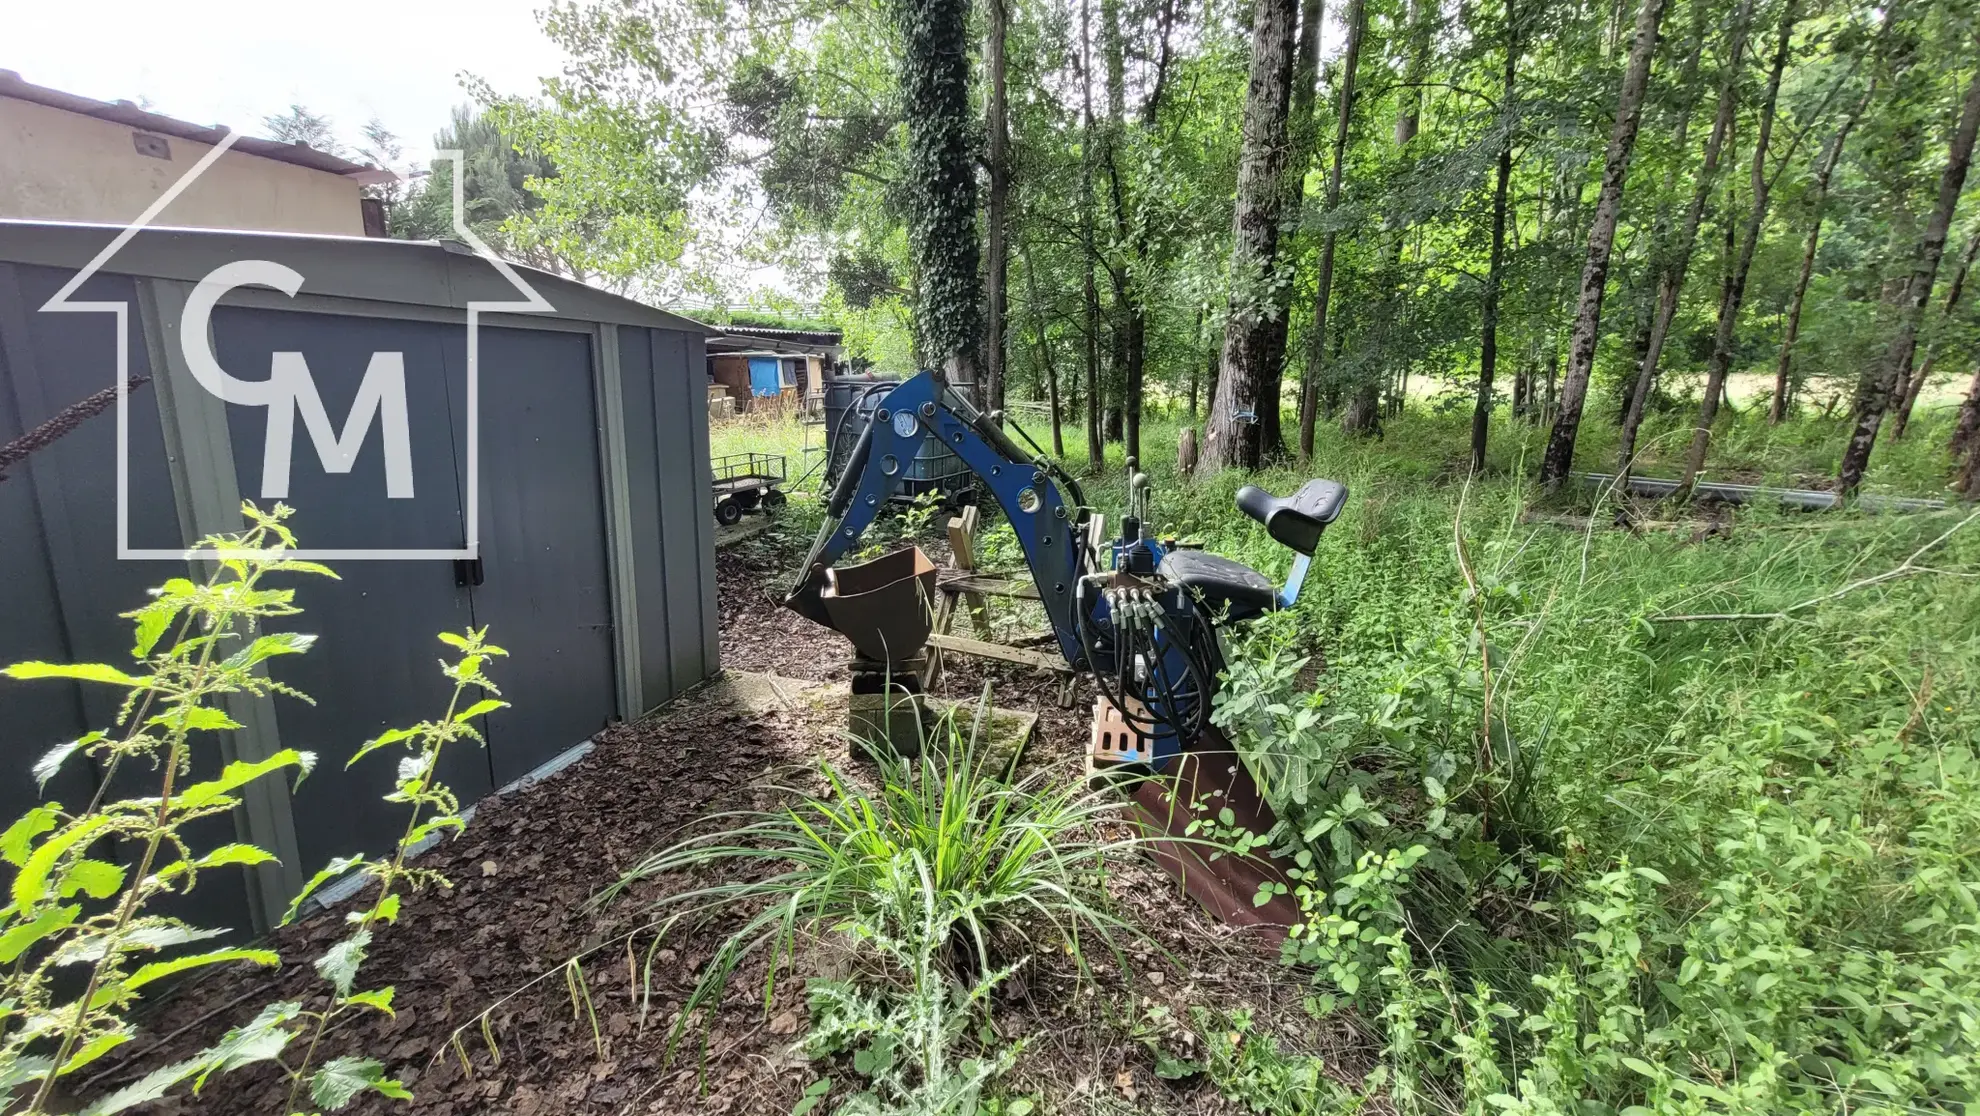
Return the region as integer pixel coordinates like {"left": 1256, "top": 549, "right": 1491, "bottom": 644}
{"left": 0, "top": 221, "right": 719, "bottom": 935}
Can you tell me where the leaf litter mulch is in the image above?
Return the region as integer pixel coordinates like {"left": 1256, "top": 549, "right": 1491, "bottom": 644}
{"left": 88, "top": 528, "right": 1374, "bottom": 1116}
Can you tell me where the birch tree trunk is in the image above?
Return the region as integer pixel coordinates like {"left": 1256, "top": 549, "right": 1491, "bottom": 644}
{"left": 1892, "top": 232, "right": 1979, "bottom": 437}
{"left": 1838, "top": 51, "right": 1980, "bottom": 493}
{"left": 1538, "top": 0, "right": 1668, "bottom": 486}
{"left": 1771, "top": 84, "right": 1873, "bottom": 423}
{"left": 1471, "top": 0, "right": 1518, "bottom": 475}
{"left": 1676, "top": 0, "right": 1798, "bottom": 495}
{"left": 1615, "top": 0, "right": 1752, "bottom": 475}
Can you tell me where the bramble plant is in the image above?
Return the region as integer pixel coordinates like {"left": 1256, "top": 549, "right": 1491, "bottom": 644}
{"left": 0, "top": 504, "right": 505, "bottom": 1115}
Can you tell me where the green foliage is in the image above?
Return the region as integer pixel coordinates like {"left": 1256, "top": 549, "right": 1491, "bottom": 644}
{"left": 1185, "top": 418, "right": 1980, "bottom": 1112}
{"left": 0, "top": 505, "right": 501, "bottom": 1115}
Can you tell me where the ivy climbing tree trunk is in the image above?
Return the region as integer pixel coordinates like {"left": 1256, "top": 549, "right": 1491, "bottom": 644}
{"left": 894, "top": 0, "right": 981, "bottom": 386}
{"left": 1677, "top": 0, "right": 1798, "bottom": 496}
{"left": 984, "top": 0, "right": 1009, "bottom": 417}
{"left": 1201, "top": 0, "right": 1300, "bottom": 473}
{"left": 1538, "top": 0, "right": 1666, "bottom": 487}
{"left": 1772, "top": 83, "right": 1873, "bottom": 423}
{"left": 1616, "top": 0, "right": 1751, "bottom": 476}
{"left": 1297, "top": 0, "right": 1365, "bottom": 460}
{"left": 1471, "top": 0, "right": 1518, "bottom": 476}
{"left": 1839, "top": 49, "right": 1980, "bottom": 494}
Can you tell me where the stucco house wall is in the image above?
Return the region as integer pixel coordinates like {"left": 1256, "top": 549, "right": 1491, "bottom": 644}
{"left": 0, "top": 97, "right": 367, "bottom": 235}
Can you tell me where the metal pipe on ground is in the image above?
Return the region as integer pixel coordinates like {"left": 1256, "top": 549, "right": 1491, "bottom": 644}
{"left": 1579, "top": 473, "right": 1946, "bottom": 514}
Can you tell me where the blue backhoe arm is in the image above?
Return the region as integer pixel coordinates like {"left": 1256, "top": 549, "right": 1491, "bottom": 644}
{"left": 785, "top": 371, "right": 1095, "bottom": 668}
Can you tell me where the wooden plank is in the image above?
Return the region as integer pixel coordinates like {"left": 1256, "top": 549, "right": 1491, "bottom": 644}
{"left": 947, "top": 504, "right": 991, "bottom": 636}
{"left": 927, "top": 633, "right": 1075, "bottom": 674}
{"left": 937, "top": 573, "right": 1040, "bottom": 600}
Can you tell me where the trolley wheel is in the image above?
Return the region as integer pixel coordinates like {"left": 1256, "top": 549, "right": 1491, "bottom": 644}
{"left": 763, "top": 489, "right": 787, "bottom": 510}
{"left": 715, "top": 499, "right": 744, "bottom": 526}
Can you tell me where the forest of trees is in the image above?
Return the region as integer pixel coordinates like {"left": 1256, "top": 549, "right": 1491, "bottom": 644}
{"left": 473, "top": 0, "right": 1980, "bottom": 493}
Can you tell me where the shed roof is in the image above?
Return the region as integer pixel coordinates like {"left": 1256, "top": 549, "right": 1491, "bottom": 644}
{"left": 0, "top": 219, "right": 711, "bottom": 334}
{"left": 0, "top": 70, "right": 398, "bottom": 186}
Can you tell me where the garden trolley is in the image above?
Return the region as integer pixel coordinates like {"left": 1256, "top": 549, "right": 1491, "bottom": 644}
{"left": 711, "top": 451, "right": 788, "bottom": 525}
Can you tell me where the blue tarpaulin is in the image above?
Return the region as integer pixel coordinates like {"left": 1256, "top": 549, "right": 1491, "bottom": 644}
{"left": 748, "top": 357, "right": 782, "bottom": 397}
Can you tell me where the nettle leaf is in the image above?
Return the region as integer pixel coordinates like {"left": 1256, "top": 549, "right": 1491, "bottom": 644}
{"left": 309, "top": 1055, "right": 411, "bottom": 1110}
{"left": 176, "top": 750, "right": 315, "bottom": 813}
{"left": 130, "top": 602, "right": 184, "bottom": 659}
{"left": 63, "top": 858, "right": 128, "bottom": 900}
{"left": 3, "top": 662, "right": 147, "bottom": 687}
{"left": 284, "top": 855, "right": 371, "bottom": 924}
{"left": 221, "top": 632, "right": 318, "bottom": 671}
{"left": 189, "top": 1000, "right": 303, "bottom": 1090}
{"left": 58, "top": 1030, "right": 133, "bottom": 1075}
{"left": 3, "top": 805, "right": 63, "bottom": 866}
{"left": 148, "top": 706, "right": 242, "bottom": 733}
{"left": 16, "top": 815, "right": 117, "bottom": 908}
{"left": 344, "top": 986, "right": 396, "bottom": 1016}
{"left": 35, "top": 733, "right": 104, "bottom": 790}
{"left": 349, "top": 726, "right": 420, "bottom": 768}
{"left": 315, "top": 929, "right": 373, "bottom": 997}
{"left": 125, "top": 948, "right": 280, "bottom": 995}
{"left": 0, "top": 903, "right": 81, "bottom": 962}
{"left": 453, "top": 698, "right": 508, "bottom": 723}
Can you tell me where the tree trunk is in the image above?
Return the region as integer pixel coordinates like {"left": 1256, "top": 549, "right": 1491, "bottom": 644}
{"left": 1471, "top": 0, "right": 1518, "bottom": 475}
{"left": 1949, "top": 365, "right": 1980, "bottom": 458}
{"left": 1297, "top": 0, "right": 1365, "bottom": 459}
{"left": 1021, "top": 241, "right": 1066, "bottom": 457}
{"left": 1263, "top": 0, "right": 1325, "bottom": 459}
{"left": 984, "top": 0, "right": 1010, "bottom": 418}
{"left": 1839, "top": 51, "right": 1980, "bottom": 494}
{"left": 1616, "top": 0, "right": 1752, "bottom": 475}
{"left": 1676, "top": 0, "right": 1797, "bottom": 496}
{"left": 1345, "top": 0, "right": 1431, "bottom": 439}
{"left": 1538, "top": 0, "right": 1667, "bottom": 486}
{"left": 1771, "top": 83, "right": 1873, "bottom": 423}
{"left": 1894, "top": 231, "right": 1980, "bottom": 437}
{"left": 1201, "top": 0, "right": 1301, "bottom": 473}
{"left": 895, "top": 0, "right": 981, "bottom": 384}
{"left": 1079, "top": 0, "right": 1104, "bottom": 471}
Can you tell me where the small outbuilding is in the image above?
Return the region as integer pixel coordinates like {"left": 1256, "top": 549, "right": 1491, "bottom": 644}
{"left": 0, "top": 220, "right": 720, "bottom": 935}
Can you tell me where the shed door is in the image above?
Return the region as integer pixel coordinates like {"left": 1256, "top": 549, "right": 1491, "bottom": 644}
{"left": 748, "top": 356, "right": 781, "bottom": 397}
{"left": 468, "top": 326, "right": 617, "bottom": 786}
{"left": 208, "top": 306, "right": 487, "bottom": 874}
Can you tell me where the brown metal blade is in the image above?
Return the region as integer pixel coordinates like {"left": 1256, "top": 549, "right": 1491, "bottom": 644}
{"left": 1125, "top": 726, "right": 1300, "bottom": 939}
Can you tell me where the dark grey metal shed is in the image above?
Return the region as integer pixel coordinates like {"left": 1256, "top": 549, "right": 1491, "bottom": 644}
{"left": 0, "top": 220, "right": 719, "bottom": 934}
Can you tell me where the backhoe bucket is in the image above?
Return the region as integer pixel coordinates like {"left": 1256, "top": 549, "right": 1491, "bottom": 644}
{"left": 821, "top": 546, "right": 939, "bottom": 663}
{"left": 1126, "top": 726, "right": 1301, "bottom": 937}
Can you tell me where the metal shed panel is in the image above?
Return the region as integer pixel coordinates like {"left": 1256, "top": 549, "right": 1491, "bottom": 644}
{"left": 650, "top": 328, "right": 719, "bottom": 691}
{"left": 615, "top": 325, "right": 675, "bottom": 711}
{"left": 0, "top": 262, "right": 252, "bottom": 934}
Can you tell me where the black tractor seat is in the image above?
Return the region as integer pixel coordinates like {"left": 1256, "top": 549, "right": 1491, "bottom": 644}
{"left": 1159, "top": 549, "right": 1280, "bottom": 617}
{"left": 1235, "top": 478, "right": 1347, "bottom": 556}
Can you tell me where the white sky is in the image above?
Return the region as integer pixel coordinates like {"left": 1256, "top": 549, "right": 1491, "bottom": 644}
{"left": 5, "top": 0, "right": 567, "bottom": 166}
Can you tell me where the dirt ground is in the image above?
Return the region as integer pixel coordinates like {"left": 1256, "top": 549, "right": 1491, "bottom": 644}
{"left": 86, "top": 528, "right": 1372, "bottom": 1115}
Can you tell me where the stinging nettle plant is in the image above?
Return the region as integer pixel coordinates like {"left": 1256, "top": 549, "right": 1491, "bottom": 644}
{"left": 0, "top": 503, "right": 505, "bottom": 1116}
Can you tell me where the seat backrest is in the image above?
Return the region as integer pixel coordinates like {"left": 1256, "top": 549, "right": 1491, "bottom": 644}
{"left": 1235, "top": 478, "right": 1347, "bottom": 556}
